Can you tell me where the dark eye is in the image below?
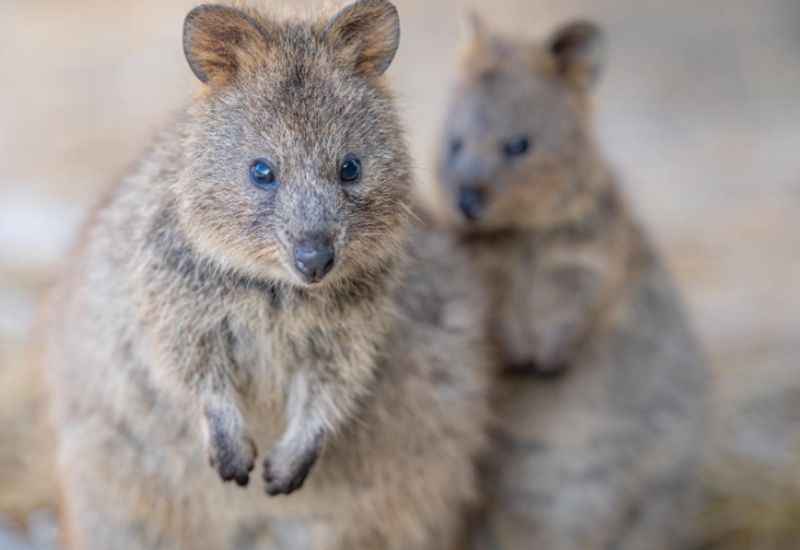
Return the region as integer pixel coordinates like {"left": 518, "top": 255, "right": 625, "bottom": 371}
{"left": 502, "top": 135, "right": 531, "bottom": 158}
{"left": 449, "top": 138, "right": 464, "bottom": 158}
{"left": 250, "top": 159, "right": 277, "bottom": 189}
{"left": 339, "top": 155, "right": 362, "bottom": 183}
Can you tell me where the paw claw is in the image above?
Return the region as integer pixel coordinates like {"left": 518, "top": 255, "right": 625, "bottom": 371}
{"left": 262, "top": 447, "right": 319, "bottom": 497}
{"left": 208, "top": 433, "right": 257, "bottom": 489}
{"left": 235, "top": 473, "right": 250, "bottom": 487}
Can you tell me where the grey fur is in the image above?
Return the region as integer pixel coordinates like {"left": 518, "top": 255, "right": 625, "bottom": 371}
{"left": 44, "top": 3, "right": 491, "bottom": 549}
{"left": 433, "top": 17, "right": 709, "bottom": 550}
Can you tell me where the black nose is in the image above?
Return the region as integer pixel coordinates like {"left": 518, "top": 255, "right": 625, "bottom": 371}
{"left": 458, "top": 187, "right": 487, "bottom": 221}
{"left": 294, "top": 238, "right": 335, "bottom": 283}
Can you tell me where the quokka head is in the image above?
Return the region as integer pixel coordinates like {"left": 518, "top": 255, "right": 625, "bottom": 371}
{"left": 437, "top": 15, "right": 607, "bottom": 231}
{"left": 176, "top": 0, "right": 411, "bottom": 288}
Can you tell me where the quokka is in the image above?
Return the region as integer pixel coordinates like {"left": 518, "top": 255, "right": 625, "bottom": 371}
{"left": 434, "top": 15, "right": 708, "bottom": 550}
{"left": 44, "top": 2, "right": 491, "bottom": 548}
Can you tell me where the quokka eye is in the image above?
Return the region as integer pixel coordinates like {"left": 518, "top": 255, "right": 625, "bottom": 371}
{"left": 449, "top": 138, "right": 464, "bottom": 158}
{"left": 339, "top": 155, "right": 362, "bottom": 183}
{"left": 502, "top": 135, "right": 531, "bottom": 158}
{"left": 249, "top": 159, "right": 278, "bottom": 189}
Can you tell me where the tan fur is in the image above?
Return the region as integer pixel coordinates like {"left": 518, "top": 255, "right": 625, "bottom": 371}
{"left": 433, "top": 17, "right": 708, "bottom": 549}
{"left": 0, "top": 344, "right": 56, "bottom": 529}
{"left": 41, "top": 2, "right": 491, "bottom": 549}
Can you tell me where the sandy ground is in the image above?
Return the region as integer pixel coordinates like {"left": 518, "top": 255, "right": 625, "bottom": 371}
{"left": 1, "top": 0, "right": 799, "bottom": 545}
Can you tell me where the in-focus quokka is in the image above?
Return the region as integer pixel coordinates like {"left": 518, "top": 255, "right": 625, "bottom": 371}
{"left": 44, "top": 2, "right": 491, "bottom": 548}
{"left": 434, "top": 15, "right": 708, "bottom": 550}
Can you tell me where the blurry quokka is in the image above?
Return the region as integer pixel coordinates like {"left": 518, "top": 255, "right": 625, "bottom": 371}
{"left": 43, "top": 2, "right": 490, "bottom": 548}
{"left": 434, "top": 15, "right": 708, "bottom": 550}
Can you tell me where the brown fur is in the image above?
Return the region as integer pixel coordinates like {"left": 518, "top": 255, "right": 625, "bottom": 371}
{"left": 42, "top": 2, "right": 491, "bottom": 548}
{"left": 433, "top": 16, "right": 708, "bottom": 549}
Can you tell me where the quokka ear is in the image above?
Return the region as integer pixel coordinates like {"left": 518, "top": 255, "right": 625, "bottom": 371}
{"left": 183, "top": 4, "right": 269, "bottom": 86}
{"left": 323, "top": 0, "right": 401, "bottom": 78}
{"left": 462, "top": 11, "right": 489, "bottom": 45}
{"left": 548, "top": 20, "right": 606, "bottom": 90}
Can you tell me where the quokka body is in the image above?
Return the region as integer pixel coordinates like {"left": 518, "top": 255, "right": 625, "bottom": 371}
{"left": 44, "top": 2, "right": 491, "bottom": 548}
{"left": 434, "top": 15, "right": 709, "bottom": 550}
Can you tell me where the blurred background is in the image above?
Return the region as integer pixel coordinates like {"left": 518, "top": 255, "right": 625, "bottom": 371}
{"left": 1, "top": 0, "right": 799, "bottom": 547}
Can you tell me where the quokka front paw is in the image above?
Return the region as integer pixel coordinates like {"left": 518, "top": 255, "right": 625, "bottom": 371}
{"left": 506, "top": 359, "right": 568, "bottom": 379}
{"left": 512, "top": 322, "right": 578, "bottom": 377}
{"left": 262, "top": 444, "right": 321, "bottom": 496}
{"left": 208, "top": 431, "right": 257, "bottom": 488}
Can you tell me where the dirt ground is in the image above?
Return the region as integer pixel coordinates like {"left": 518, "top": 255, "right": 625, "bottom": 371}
{"left": 1, "top": 0, "right": 799, "bottom": 546}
